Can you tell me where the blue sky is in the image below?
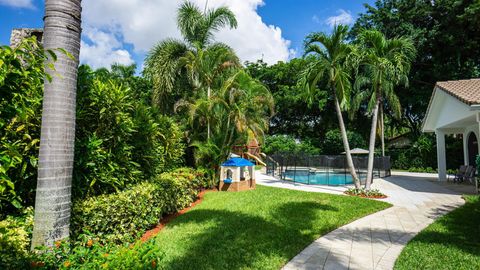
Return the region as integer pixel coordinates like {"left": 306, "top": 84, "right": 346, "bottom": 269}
{"left": 0, "top": 0, "right": 374, "bottom": 69}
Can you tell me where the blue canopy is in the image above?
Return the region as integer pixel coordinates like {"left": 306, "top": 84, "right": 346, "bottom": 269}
{"left": 221, "top": 157, "right": 254, "bottom": 167}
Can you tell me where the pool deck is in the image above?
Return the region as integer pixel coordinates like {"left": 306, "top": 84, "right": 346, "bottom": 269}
{"left": 256, "top": 171, "right": 469, "bottom": 270}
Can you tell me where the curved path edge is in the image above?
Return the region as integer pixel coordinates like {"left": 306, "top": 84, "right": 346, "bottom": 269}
{"left": 256, "top": 171, "right": 465, "bottom": 270}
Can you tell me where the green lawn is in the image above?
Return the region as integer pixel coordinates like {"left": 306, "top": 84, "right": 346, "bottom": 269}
{"left": 115, "top": 185, "right": 389, "bottom": 269}
{"left": 395, "top": 195, "right": 480, "bottom": 270}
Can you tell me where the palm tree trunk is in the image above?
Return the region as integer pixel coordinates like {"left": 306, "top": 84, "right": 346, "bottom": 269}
{"left": 380, "top": 105, "right": 385, "bottom": 156}
{"left": 31, "top": 0, "right": 82, "bottom": 248}
{"left": 333, "top": 94, "right": 361, "bottom": 189}
{"left": 365, "top": 97, "right": 381, "bottom": 190}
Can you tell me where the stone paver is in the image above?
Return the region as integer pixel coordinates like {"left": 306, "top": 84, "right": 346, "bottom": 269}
{"left": 256, "top": 171, "right": 466, "bottom": 270}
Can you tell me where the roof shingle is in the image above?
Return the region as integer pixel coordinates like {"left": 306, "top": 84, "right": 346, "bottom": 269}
{"left": 436, "top": 79, "right": 480, "bottom": 105}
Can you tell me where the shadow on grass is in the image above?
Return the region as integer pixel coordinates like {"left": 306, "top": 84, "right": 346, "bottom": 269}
{"left": 405, "top": 196, "right": 480, "bottom": 255}
{"left": 395, "top": 196, "right": 480, "bottom": 269}
{"left": 158, "top": 201, "right": 339, "bottom": 270}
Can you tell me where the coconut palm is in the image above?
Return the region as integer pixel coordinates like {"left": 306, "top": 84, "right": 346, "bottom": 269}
{"left": 144, "top": 1, "right": 237, "bottom": 113}
{"left": 300, "top": 25, "right": 362, "bottom": 189}
{"left": 31, "top": 0, "right": 82, "bottom": 248}
{"left": 354, "top": 29, "right": 416, "bottom": 190}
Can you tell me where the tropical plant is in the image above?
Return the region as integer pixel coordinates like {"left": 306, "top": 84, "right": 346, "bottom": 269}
{"left": 31, "top": 0, "right": 83, "bottom": 248}
{"left": 181, "top": 70, "right": 274, "bottom": 172}
{"left": 354, "top": 29, "right": 416, "bottom": 189}
{"left": 300, "top": 25, "right": 362, "bottom": 189}
{"left": 74, "top": 66, "right": 185, "bottom": 198}
{"left": 0, "top": 38, "right": 45, "bottom": 217}
{"left": 144, "top": 1, "right": 238, "bottom": 113}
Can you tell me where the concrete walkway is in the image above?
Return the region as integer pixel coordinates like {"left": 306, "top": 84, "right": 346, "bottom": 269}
{"left": 256, "top": 172, "right": 466, "bottom": 270}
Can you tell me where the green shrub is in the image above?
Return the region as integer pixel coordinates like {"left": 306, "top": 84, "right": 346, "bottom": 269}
{"left": 263, "top": 134, "right": 321, "bottom": 155}
{"left": 71, "top": 168, "right": 206, "bottom": 244}
{"left": 73, "top": 67, "right": 185, "bottom": 198}
{"left": 0, "top": 38, "right": 45, "bottom": 216}
{"left": 0, "top": 207, "right": 34, "bottom": 269}
{"left": 322, "top": 129, "right": 365, "bottom": 155}
{"left": 31, "top": 235, "right": 163, "bottom": 269}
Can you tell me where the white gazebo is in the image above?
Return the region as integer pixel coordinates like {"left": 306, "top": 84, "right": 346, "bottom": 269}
{"left": 423, "top": 79, "right": 480, "bottom": 181}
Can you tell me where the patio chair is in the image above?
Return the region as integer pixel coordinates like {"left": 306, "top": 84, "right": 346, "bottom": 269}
{"left": 452, "top": 165, "right": 468, "bottom": 183}
{"left": 463, "top": 166, "right": 476, "bottom": 184}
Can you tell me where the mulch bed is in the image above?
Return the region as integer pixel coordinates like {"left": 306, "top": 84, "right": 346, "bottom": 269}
{"left": 140, "top": 189, "right": 217, "bottom": 242}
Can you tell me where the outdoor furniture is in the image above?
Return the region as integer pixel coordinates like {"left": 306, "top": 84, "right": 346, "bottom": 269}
{"left": 451, "top": 165, "right": 468, "bottom": 182}
{"left": 463, "top": 166, "right": 476, "bottom": 184}
{"left": 454, "top": 165, "right": 476, "bottom": 184}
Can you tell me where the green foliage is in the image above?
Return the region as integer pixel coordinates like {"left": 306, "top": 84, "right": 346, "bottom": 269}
{"left": 0, "top": 207, "right": 34, "bottom": 269}
{"left": 71, "top": 168, "right": 206, "bottom": 244}
{"left": 30, "top": 236, "right": 163, "bottom": 269}
{"left": 322, "top": 129, "right": 366, "bottom": 155}
{"left": 246, "top": 58, "right": 330, "bottom": 139}
{"left": 390, "top": 134, "right": 462, "bottom": 171}
{"left": 144, "top": 1, "right": 239, "bottom": 112}
{"left": 352, "top": 0, "right": 480, "bottom": 135}
{"left": 262, "top": 135, "right": 321, "bottom": 155}
{"left": 0, "top": 38, "right": 45, "bottom": 216}
{"left": 74, "top": 66, "right": 185, "bottom": 198}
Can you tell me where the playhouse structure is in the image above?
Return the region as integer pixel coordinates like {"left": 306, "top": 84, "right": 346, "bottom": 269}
{"left": 219, "top": 157, "right": 256, "bottom": 192}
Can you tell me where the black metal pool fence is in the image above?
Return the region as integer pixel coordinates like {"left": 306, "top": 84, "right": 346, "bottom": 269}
{"left": 265, "top": 153, "right": 391, "bottom": 185}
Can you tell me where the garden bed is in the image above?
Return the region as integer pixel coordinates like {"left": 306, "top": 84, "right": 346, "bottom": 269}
{"left": 344, "top": 188, "right": 388, "bottom": 199}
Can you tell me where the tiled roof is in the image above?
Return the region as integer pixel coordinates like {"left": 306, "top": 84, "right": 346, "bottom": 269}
{"left": 436, "top": 79, "right": 480, "bottom": 105}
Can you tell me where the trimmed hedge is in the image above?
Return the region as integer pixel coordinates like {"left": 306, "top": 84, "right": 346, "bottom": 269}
{"left": 71, "top": 168, "right": 207, "bottom": 244}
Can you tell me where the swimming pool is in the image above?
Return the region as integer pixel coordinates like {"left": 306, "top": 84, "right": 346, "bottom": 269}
{"left": 282, "top": 171, "right": 356, "bottom": 186}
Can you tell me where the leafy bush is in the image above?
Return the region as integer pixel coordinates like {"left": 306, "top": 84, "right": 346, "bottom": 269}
{"left": 263, "top": 134, "right": 321, "bottom": 155}
{"left": 30, "top": 235, "right": 163, "bottom": 269}
{"left": 322, "top": 129, "right": 366, "bottom": 155}
{"left": 0, "top": 207, "right": 34, "bottom": 269}
{"left": 391, "top": 134, "right": 463, "bottom": 171}
{"left": 71, "top": 168, "right": 206, "bottom": 244}
{"left": 73, "top": 66, "right": 185, "bottom": 198}
{"left": 0, "top": 38, "right": 44, "bottom": 216}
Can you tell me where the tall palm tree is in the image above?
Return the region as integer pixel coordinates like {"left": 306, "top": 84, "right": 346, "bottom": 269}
{"left": 300, "top": 25, "right": 362, "bottom": 189}
{"left": 31, "top": 0, "right": 82, "bottom": 248}
{"left": 144, "top": 1, "right": 237, "bottom": 114}
{"left": 355, "top": 29, "right": 416, "bottom": 190}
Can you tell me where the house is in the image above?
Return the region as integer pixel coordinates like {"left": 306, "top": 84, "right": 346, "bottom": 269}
{"left": 422, "top": 79, "right": 480, "bottom": 181}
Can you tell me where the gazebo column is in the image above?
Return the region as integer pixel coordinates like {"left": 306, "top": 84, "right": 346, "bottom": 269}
{"left": 436, "top": 130, "right": 447, "bottom": 181}
{"left": 463, "top": 131, "right": 469, "bottom": 165}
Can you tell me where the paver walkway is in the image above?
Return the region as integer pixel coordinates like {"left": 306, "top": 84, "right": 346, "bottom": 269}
{"left": 256, "top": 172, "right": 466, "bottom": 270}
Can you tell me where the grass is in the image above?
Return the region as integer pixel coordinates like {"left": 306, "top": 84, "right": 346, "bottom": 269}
{"left": 395, "top": 195, "right": 480, "bottom": 270}
{"left": 113, "top": 185, "right": 390, "bottom": 269}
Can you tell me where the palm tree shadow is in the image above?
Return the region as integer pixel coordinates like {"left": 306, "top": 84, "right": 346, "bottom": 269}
{"left": 156, "top": 201, "right": 338, "bottom": 270}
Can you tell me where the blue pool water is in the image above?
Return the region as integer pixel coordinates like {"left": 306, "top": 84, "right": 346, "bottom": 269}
{"left": 282, "top": 171, "right": 354, "bottom": 186}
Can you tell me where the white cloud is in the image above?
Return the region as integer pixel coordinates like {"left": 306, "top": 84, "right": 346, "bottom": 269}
{"left": 80, "top": 27, "right": 134, "bottom": 69}
{"left": 0, "top": 0, "right": 34, "bottom": 9}
{"left": 312, "top": 15, "right": 320, "bottom": 24}
{"left": 81, "top": 0, "right": 292, "bottom": 66}
{"left": 326, "top": 9, "right": 354, "bottom": 27}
